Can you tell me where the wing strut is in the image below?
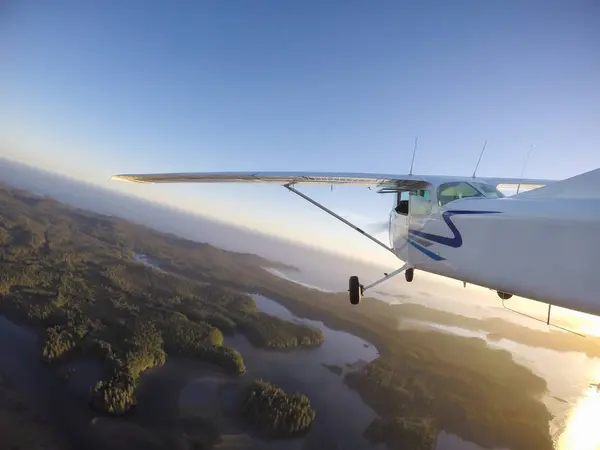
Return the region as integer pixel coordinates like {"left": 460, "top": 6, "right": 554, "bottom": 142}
{"left": 501, "top": 299, "right": 585, "bottom": 337}
{"left": 283, "top": 184, "right": 396, "bottom": 256}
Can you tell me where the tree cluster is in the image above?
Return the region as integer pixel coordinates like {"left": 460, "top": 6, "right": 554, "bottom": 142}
{"left": 162, "top": 312, "right": 223, "bottom": 350}
{"left": 91, "top": 372, "right": 137, "bottom": 414}
{"left": 239, "top": 379, "right": 315, "bottom": 437}
{"left": 238, "top": 313, "right": 324, "bottom": 349}
{"left": 193, "top": 344, "right": 246, "bottom": 376}
{"left": 160, "top": 312, "right": 245, "bottom": 375}
{"left": 364, "top": 416, "right": 437, "bottom": 450}
{"left": 41, "top": 325, "right": 75, "bottom": 363}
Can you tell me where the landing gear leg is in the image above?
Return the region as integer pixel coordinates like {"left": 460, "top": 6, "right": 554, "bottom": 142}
{"left": 348, "top": 263, "right": 411, "bottom": 305}
{"left": 282, "top": 184, "right": 407, "bottom": 307}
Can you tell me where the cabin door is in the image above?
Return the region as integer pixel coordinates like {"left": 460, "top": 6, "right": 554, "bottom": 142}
{"left": 408, "top": 189, "right": 433, "bottom": 224}
{"left": 391, "top": 189, "right": 433, "bottom": 261}
{"left": 390, "top": 191, "right": 409, "bottom": 257}
{"left": 406, "top": 189, "right": 434, "bottom": 263}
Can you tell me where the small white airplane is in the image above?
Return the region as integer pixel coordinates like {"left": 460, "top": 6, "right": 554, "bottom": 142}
{"left": 113, "top": 166, "right": 600, "bottom": 328}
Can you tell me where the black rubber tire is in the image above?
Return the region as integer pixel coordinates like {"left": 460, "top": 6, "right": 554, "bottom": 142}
{"left": 497, "top": 291, "right": 513, "bottom": 300}
{"left": 349, "top": 276, "right": 361, "bottom": 305}
{"left": 405, "top": 268, "right": 414, "bottom": 282}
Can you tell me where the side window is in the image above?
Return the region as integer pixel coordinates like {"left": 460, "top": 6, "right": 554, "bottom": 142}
{"left": 395, "top": 191, "right": 410, "bottom": 215}
{"left": 437, "top": 182, "right": 482, "bottom": 206}
{"left": 410, "top": 189, "right": 432, "bottom": 215}
{"left": 396, "top": 189, "right": 434, "bottom": 215}
{"left": 417, "top": 189, "right": 430, "bottom": 201}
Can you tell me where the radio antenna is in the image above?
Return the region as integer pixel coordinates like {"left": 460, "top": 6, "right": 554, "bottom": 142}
{"left": 516, "top": 144, "right": 535, "bottom": 194}
{"left": 472, "top": 141, "right": 487, "bottom": 178}
{"left": 409, "top": 136, "right": 418, "bottom": 175}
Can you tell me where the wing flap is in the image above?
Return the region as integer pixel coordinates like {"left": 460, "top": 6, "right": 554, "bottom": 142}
{"left": 112, "top": 171, "right": 429, "bottom": 189}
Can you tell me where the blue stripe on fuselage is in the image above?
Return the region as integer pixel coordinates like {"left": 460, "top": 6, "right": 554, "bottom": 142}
{"left": 407, "top": 239, "right": 446, "bottom": 261}
{"left": 408, "top": 210, "right": 501, "bottom": 249}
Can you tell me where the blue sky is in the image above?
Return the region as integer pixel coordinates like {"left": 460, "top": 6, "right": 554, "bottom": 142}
{"left": 1, "top": 0, "right": 599, "bottom": 261}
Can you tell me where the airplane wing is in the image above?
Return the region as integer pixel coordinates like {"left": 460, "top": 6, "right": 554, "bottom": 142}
{"left": 112, "top": 171, "right": 557, "bottom": 192}
{"left": 112, "top": 171, "right": 430, "bottom": 190}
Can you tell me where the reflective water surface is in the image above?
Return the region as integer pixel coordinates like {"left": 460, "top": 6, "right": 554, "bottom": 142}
{"left": 405, "top": 319, "right": 600, "bottom": 450}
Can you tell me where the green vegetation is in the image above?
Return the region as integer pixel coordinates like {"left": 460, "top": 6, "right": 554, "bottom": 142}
{"left": 364, "top": 416, "right": 436, "bottom": 450}
{"left": 159, "top": 312, "right": 246, "bottom": 374}
{"left": 239, "top": 379, "right": 315, "bottom": 437}
{"left": 91, "top": 372, "right": 137, "bottom": 414}
{"left": 238, "top": 313, "right": 324, "bottom": 349}
{"left": 41, "top": 325, "right": 76, "bottom": 363}
{"left": 0, "top": 186, "right": 319, "bottom": 415}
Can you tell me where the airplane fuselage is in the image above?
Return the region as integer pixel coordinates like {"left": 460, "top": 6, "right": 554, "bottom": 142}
{"left": 390, "top": 195, "right": 600, "bottom": 317}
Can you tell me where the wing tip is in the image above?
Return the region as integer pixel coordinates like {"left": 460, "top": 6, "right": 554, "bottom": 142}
{"left": 111, "top": 175, "right": 152, "bottom": 184}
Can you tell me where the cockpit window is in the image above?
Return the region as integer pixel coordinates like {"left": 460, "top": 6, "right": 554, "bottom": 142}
{"left": 437, "top": 182, "right": 483, "bottom": 206}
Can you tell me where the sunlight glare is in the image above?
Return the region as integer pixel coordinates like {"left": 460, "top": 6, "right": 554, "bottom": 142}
{"left": 557, "top": 385, "right": 600, "bottom": 450}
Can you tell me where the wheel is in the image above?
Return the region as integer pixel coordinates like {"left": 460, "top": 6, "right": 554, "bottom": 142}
{"left": 497, "top": 291, "right": 512, "bottom": 300}
{"left": 349, "top": 276, "right": 362, "bottom": 305}
{"left": 405, "top": 268, "right": 414, "bottom": 282}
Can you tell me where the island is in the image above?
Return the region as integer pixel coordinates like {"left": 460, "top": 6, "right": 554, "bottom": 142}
{"left": 364, "top": 416, "right": 436, "bottom": 450}
{"left": 239, "top": 379, "right": 316, "bottom": 437}
{"left": 238, "top": 313, "right": 324, "bottom": 349}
